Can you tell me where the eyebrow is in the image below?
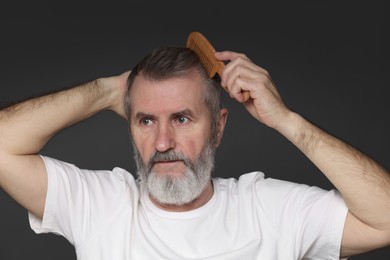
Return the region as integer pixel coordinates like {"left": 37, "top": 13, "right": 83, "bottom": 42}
{"left": 171, "top": 109, "right": 194, "bottom": 119}
{"left": 134, "top": 109, "right": 195, "bottom": 122}
{"left": 134, "top": 112, "right": 155, "bottom": 122}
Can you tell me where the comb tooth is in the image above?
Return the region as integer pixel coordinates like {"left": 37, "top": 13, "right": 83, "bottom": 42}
{"left": 190, "top": 43, "right": 208, "bottom": 67}
{"left": 188, "top": 40, "right": 213, "bottom": 72}
{"left": 186, "top": 32, "right": 221, "bottom": 78}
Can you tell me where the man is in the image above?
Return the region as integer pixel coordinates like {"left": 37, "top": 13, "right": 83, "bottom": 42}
{"left": 0, "top": 46, "right": 389, "bottom": 259}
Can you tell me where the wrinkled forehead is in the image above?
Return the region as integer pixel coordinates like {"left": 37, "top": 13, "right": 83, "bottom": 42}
{"left": 128, "top": 73, "right": 207, "bottom": 116}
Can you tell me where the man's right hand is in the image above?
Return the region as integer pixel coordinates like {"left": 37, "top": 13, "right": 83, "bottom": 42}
{"left": 0, "top": 70, "right": 130, "bottom": 219}
{"left": 97, "top": 70, "right": 131, "bottom": 119}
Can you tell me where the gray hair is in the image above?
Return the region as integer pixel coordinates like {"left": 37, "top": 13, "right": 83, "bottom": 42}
{"left": 124, "top": 46, "right": 224, "bottom": 142}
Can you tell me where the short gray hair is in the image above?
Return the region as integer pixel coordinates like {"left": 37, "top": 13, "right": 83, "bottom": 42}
{"left": 125, "top": 46, "right": 224, "bottom": 142}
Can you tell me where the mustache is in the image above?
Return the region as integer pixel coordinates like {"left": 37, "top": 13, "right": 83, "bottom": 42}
{"left": 148, "top": 150, "right": 193, "bottom": 169}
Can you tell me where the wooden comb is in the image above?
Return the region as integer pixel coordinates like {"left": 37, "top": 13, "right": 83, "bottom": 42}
{"left": 186, "top": 31, "right": 250, "bottom": 102}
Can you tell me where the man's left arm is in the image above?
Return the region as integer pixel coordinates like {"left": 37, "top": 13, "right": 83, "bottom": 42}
{"left": 278, "top": 111, "right": 390, "bottom": 258}
{"left": 215, "top": 50, "right": 390, "bottom": 258}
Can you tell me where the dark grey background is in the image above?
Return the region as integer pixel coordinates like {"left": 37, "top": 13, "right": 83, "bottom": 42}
{"left": 0, "top": 1, "right": 389, "bottom": 259}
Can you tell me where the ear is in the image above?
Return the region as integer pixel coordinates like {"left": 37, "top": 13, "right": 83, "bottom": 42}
{"left": 215, "top": 108, "right": 228, "bottom": 147}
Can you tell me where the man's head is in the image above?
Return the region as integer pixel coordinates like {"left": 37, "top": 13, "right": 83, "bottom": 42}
{"left": 125, "top": 46, "right": 228, "bottom": 206}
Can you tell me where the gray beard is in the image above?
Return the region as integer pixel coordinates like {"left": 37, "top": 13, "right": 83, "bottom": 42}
{"left": 133, "top": 142, "right": 216, "bottom": 206}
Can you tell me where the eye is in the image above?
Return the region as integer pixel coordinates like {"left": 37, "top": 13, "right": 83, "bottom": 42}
{"left": 141, "top": 118, "right": 153, "bottom": 126}
{"left": 176, "top": 116, "right": 189, "bottom": 124}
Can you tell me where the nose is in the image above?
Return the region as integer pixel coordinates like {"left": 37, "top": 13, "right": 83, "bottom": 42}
{"left": 154, "top": 123, "right": 175, "bottom": 152}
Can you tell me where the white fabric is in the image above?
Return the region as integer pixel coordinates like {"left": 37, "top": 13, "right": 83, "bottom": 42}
{"left": 29, "top": 156, "right": 348, "bottom": 260}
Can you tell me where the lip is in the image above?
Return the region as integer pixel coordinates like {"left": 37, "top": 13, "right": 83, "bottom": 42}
{"left": 154, "top": 160, "right": 182, "bottom": 165}
{"left": 151, "top": 160, "right": 186, "bottom": 177}
{"left": 152, "top": 160, "right": 184, "bottom": 169}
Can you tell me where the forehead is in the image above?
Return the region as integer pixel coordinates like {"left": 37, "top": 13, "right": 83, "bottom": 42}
{"left": 129, "top": 74, "right": 207, "bottom": 116}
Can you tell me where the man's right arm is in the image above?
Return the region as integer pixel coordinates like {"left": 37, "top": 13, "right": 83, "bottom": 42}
{"left": 0, "top": 71, "right": 130, "bottom": 219}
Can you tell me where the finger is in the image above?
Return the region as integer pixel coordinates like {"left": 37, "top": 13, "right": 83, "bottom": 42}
{"left": 228, "top": 76, "right": 257, "bottom": 103}
{"left": 224, "top": 62, "right": 262, "bottom": 93}
{"left": 222, "top": 56, "right": 268, "bottom": 87}
{"left": 225, "top": 56, "right": 268, "bottom": 76}
{"left": 221, "top": 57, "right": 256, "bottom": 87}
{"left": 215, "top": 51, "right": 250, "bottom": 63}
{"left": 226, "top": 64, "right": 276, "bottom": 103}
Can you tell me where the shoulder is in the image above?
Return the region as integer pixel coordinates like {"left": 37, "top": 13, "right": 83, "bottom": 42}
{"left": 214, "top": 171, "right": 300, "bottom": 194}
{"left": 40, "top": 155, "right": 138, "bottom": 193}
{"left": 214, "top": 171, "right": 340, "bottom": 206}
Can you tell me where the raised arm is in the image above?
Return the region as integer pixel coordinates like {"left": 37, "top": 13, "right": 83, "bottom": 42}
{"left": 0, "top": 71, "right": 129, "bottom": 219}
{"left": 215, "top": 50, "right": 390, "bottom": 257}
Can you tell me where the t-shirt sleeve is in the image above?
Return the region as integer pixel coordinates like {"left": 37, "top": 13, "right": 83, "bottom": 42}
{"left": 28, "top": 155, "right": 134, "bottom": 246}
{"left": 252, "top": 173, "right": 348, "bottom": 259}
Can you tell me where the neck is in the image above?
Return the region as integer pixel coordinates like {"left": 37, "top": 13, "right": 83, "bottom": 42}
{"left": 149, "top": 180, "right": 214, "bottom": 212}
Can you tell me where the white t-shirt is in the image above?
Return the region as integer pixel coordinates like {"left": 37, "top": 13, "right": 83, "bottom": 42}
{"left": 29, "top": 156, "right": 348, "bottom": 260}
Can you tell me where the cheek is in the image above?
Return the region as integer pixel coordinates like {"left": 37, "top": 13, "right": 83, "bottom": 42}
{"left": 131, "top": 129, "right": 154, "bottom": 162}
{"left": 178, "top": 130, "right": 210, "bottom": 160}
